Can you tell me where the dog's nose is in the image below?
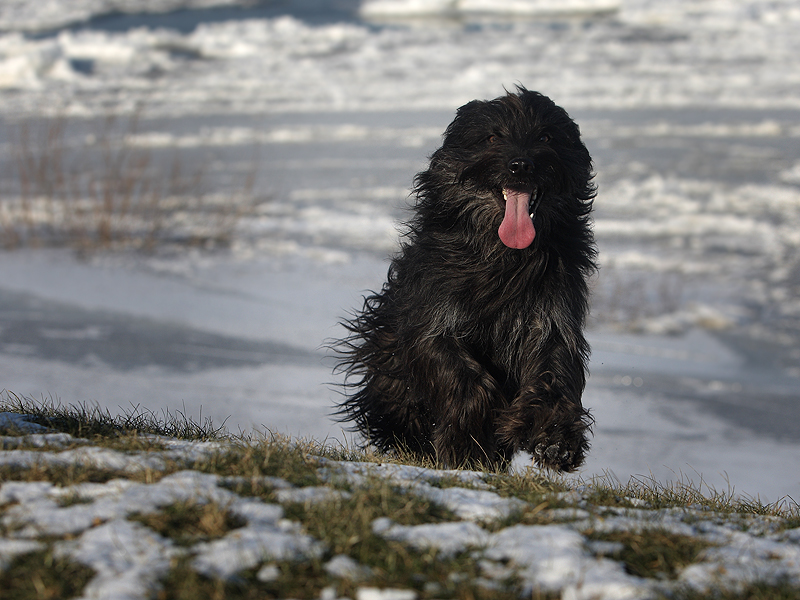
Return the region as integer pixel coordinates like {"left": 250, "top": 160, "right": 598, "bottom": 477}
{"left": 508, "top": 157, "right": 534, "bottom": 175}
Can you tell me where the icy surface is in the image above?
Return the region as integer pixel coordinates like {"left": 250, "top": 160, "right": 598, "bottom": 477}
{"left": 2, "top": 1, "right": 800, "bottom": 116}
{"left": 0, "top": 0, "right": 799, "bottom": 513}
{"left": 0, "top": 0, "right": 254, "bottom": 33}
{"left": 0, "top": 412, "right": 49, "bottom": 434}
{"left": 361, "top": 0, "right": 622, "bottom": 18}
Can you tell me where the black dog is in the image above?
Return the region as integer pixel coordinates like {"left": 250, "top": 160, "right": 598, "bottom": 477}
{"left": 335, "top": 87, "right": 597, "bottom": 472}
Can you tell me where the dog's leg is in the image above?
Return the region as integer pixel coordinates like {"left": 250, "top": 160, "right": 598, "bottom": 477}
{"left": 497, "top": 333, "right": 592, "bottom": 472}
{"left": 340, "top": 328, "right": 435, "bottom": 457}
{"left": 410, "top": 336, "right": 509, "bottom": 470}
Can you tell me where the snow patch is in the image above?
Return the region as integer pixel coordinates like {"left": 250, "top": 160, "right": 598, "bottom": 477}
{"left": 57, "top": 519, "right": 177, "bottom": 600}
{"left": 373, "top": 519, "right": 491, "bottom": 557}
{"left": 2, "top": 427, "right": 800, "bottom": 598}
{"left": 360, "top": 0, "right": 621, "bottom": 18}
{"left": 0, "top": 412, "right": 50, "bottom": 434}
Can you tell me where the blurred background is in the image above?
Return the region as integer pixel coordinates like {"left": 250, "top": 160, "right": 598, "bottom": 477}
{"left": 0, "top": 0, "right": 798, "bottom": 502}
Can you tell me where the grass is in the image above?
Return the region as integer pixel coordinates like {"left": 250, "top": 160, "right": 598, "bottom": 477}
{"left": 4, "top": 394, "right": 800, "bottom": 525}
{"left": 0, "top": 393, "right": 222, "bottom": 485}
{"left": 0, "top": 458, "right": 166, "bottom": 488}
{"left": 586, "top": 528, "right": 714, "bottom": 580}
{"left": 132, "top": 501, "right": 247, "bottom": 547}
{"left": 192, "top": 435, "right": 325, "bottom": 489}
{"left": 583, "top": 471, "right": 800, "bottom": 523}
{"left": 672, "top": 581, "right": 800, "bottom": 600}
{"left": 0, "top": 391, "right": 227, "bottom": 441}
{"left": 157, "top": 555, "right": 537, "bottom": 600}
{"left": 0, "top": 392, "right": 338, "bottom": 489}
{"left": 282, "top": 490, "right": 523, "bottom": 599}
{"left": 1, "top": 110, "right": 264, "bottom": 254}
{"left": 0, "top": 548, "right": 95, "bottom": 600}
{"left": 158, "top": 544, "right": 527, "bottom": 600}
{"left": 2, "top": 396, "right": 800, "bottom": 600}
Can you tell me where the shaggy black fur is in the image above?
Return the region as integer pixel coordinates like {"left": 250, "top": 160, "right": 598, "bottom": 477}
{"left": 335, "top": 87, "right": 597, "bottom": 471}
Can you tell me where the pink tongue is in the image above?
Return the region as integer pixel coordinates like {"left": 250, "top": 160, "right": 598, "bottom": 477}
{"left": 498, "top": 189, "right": 536, "bottom": 249}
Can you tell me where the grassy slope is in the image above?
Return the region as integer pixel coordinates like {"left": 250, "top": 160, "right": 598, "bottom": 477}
{"left": 1, "top": 392, "right": 799, "bottom": 600}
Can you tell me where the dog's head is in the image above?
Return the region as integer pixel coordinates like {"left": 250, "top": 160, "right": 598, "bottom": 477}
{"left": 415, "top": 87, "right": 594, "bottom": 251}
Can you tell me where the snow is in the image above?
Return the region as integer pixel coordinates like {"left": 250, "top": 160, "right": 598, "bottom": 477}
{"left": 324, "top": 554, "right": 374, "bottom": 581}
{"left": 0, "top": 0, "right": 253, "bottom": 33}
{"left": 2, "top": 428, "right": 799, "bottom": 599}
{"left": 681, "top": 530, "right": 800, "bottom": 594}
{"left": 486, "top": 525, "right": 645, "bottom": 599}
{"left": 321, "top": 459, "right": 526, "bottom": 520}
{"left": 372, "top": 519, "right": 491, "bottom": 557}
{"left": 273, "top": 485, "right": 350, "bottom": 504}
{"left": 0, "top": 439, "right": 326, "bottom": 592}
{"left": 0, "top": 441, "right": 224, "bottom": 478}
{"left": 360, "top": 0, "right": 621, "bottom": 18}
{"left": 3, "top": 470, "right": 235, "bottom": 537}
{"left": 0, "top": 412, "right": 50, "bottom": 434}
{"left": 191, "top": 522, "right": 323, "bottom": 579}
{"left": 356, "top": 589, "right": 417, "bottom": 600}
{"left": 319, "top": 459, "right": 494, "bottom": 490}
{"left": 0, "top": 0, "right": 799, "bottom": 552}
{"left": 61, "top": 519, "right": 177, "bottom": 600}
{"left": 2, "top": 1, "right": 800, "bottom": 115}
{"left": 416, "top": 486, "right": 528, "bottom": 522}
{"left": 1, "top": 244, "right": 797, "bottom": 503}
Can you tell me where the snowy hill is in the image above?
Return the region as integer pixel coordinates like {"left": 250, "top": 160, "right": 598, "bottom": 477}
{"left": 2, "top": 408, "right": 799, "bottom": 600}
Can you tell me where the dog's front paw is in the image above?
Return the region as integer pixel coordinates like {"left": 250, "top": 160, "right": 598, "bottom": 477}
{"left": 532, "top": 431, "right": 588, "bottom": 472}
{"left": 533, "top": 442, "right": 572, "bottom": 471}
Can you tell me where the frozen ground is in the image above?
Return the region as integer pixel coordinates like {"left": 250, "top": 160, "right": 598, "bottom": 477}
{"left": 1, "top": 415, "right": 800, "bottom": 600}
{"left": 0, "top": 0, "right": 799, "bottom": 503}
{"left": 1, "top": 244, "right": 798, "bottom": 504}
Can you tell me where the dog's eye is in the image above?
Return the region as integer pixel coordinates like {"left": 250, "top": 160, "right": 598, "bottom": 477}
{"left": 487, "top": 134, "right": 499, "bottom": 144}
{"left": 539, "top": 133, "right": 551, "bottom": 143}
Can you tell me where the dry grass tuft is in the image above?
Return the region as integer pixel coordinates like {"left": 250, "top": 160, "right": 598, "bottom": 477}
{"left": 0, "top": 391, "right": 226, "bottom": 441}
{"left": 132, "top": 501, "right": 247, "bottom": 547}
{"left": 0, "top": 548, "right": 95, "bottom": 600}
{"left": 586, "top": 528, "right": 713, "bottom": 580}
{"left": 1, "top": 110, "right": 264, "bottom": 253}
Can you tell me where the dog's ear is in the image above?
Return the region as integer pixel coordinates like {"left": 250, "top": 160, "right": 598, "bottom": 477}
{"left": 442, "top": 99, "right": 494, "bottom": 149}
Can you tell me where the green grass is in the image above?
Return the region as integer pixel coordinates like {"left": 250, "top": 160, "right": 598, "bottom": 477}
{"left": 4, "top": 394, "right": 800, "bottom": 528}
{"left": 584, "top": 471, "right": 800, "bottom": 523}
{"left": 671, "top": 581, "right": 800, "bottom": 600}
{"left": 158, "top": 547, "right": 529, "bottom": 600}
{"left": 3, "top": 394, "right": 800, "bottom": 600}
{"left": 132, "top": 501, "right": 247, "bottom": 547}
{"left": 192, "top": 435, "right": 325, "bottom": 489}
{"left": 0, "top": 548, "right": 95, "bottom": 600}
{"left": 157, "top": 556, "right": 536, "bottom": 600}
{"left": 152, "top": 481, "right": 531, "bottom": 600}
{"left": 0, "top": 460, "right": 165, "bottom": 487}
{"left": 586, "top": 528, "right": 714, "bottom": 580}
{"left": 1, "top": 392, "right": 226, "bottom": 441}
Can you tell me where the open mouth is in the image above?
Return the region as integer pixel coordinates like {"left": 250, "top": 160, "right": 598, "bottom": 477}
{"left": 503, "top": 186, "right": 539, "bottom": 219}
{"left": 498, "top": 187, "right": 539, "bottom": 217}
{"left": 498, "top": 186, "right": 539, "bottom": 249}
